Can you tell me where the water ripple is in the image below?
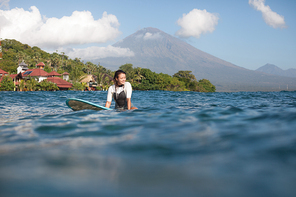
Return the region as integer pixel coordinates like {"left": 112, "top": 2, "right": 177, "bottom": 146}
{"left": 0, "top": 91, "right": 296, "bottom": 197}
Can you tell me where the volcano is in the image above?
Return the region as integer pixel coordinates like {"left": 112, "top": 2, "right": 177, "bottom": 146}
{"left": 97, "top": 27, "right": 296, "bottom": 92}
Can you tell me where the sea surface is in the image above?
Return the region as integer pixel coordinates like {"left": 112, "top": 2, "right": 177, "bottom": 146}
{"left": 0, "top": 90, "right": 296, "bottom": 197}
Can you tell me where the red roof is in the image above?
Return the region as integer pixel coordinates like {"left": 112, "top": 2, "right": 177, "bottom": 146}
{"left": 22, "top": 69, "right": 49, "bottom": 77}
{"left": 10, "top": 74, "right": 18, "bottom": 79}
{"left": 48, "top": 71, "right": 62, "bottom": 76}
{"left": 36, "top": 62, "right": 45, "bottom": 66}
{"left": 10, "top": 73, "right": 23, "bottom": 80}
{"left": 0, "top": 69, "right": 8, "bottom": 74}
{"left": 62, "top": 72, "right": 70, "bottom": 75}
{"left": 47, "top": 77, "right": 73, "bottom": 88}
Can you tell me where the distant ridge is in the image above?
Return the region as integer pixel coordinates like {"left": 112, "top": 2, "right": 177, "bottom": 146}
{"left": 256, "top": 64, "right": 296, "bottom": 78}
{"left": 96, "top": 27, "right": 296, "bottom": 92}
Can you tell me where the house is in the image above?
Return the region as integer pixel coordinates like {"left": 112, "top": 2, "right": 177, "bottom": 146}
{"left": 9, "top": 72, "right": 23, "bottom": 91}
{"left": 2, "top": 62, "right": 73, "bottom": 90}
{"left": 0, "top": 68, "right": 8, "bottom": 77}
{"left": 47, "top": 77, "right": 73, "bottom": 90}
{"left": 17, "top": 61, "right": 29, "bottom": 74}
{"left": 22, "top": 67, "right": 72, "bottom": 90}
{"left": 22, "top": 69, "right": 49, "bottom": 82}
{"left": 22, "top": 69, "right": 72, "bottom": 90}
{"left": 62, "top": 72, "right": 70, "bottom": 81}
{"left": 48, "top": 71, "right": 62, "bottom": 77}
{"left": 80, "top": 75, "right": 98, "bottom": 91}
{"left": 0, "top": 69, "right": 9, "bottom": 85}
{"left": 36, "top": 62, "right": 45, "bottom": 69}
{"left": 0, "top": 69, "right": 8, "bottom": 84}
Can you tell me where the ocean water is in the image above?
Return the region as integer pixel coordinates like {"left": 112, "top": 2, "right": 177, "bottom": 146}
{"left": 0, "top": 90, "right": 296, "bottom": 197}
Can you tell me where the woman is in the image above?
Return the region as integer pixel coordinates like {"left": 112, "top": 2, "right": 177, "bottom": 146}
{"left": 105, "top": 70, "right": 137, "bottom": 110}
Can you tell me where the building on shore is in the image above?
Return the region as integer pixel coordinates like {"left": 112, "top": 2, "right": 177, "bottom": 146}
{"left": 62, "top": 72, "right": 70, "bottom": 81}
{"left": 22, "top": 69, "right": 49, "bottom": 82}
{"left": 47, "top": 71, "right": 62, "bottom": 78}
{"left": 80, "top": 75, "right": 98, "bottom": 91}
{"left": 47, "top": 77, "right": 73, "bottom": 90}
{"left": 0, "top": 68, "right": 8, "bottom": 77}
{"left": 17, "top": 61, "right": 29, "bottom": 74}
{"left": 36, "top": 62, "right": 45, "bottom": 69}
{"left": 1, "top": 61, "right": 73, "bottom": 90}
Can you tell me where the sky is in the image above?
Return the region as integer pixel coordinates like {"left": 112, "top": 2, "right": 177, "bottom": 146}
{"left": 0, "top": 0, "right": 295, "bottom": 70}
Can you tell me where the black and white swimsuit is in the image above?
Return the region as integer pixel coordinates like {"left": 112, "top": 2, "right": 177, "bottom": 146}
{"left": 107, "top": 82, "right": 134, "bottom": 109}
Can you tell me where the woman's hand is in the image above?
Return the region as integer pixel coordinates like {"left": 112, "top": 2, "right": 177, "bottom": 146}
{"left": 126, "top": 98, "right": 138, "bottom": 110}
{"left": 105, "top": 101, "right": 111, "bottom": 108}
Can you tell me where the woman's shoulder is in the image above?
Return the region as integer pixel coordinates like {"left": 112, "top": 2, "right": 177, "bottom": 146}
{"left": 125, "top": 82, "right": 131, "bottom": 86}
{"left": 108, "top": 85, "right": 115, "bottom": 91}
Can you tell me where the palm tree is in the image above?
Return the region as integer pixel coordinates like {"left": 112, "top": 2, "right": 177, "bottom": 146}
{"left": 33, "top": 52, "right": 41, "bottom": 65}
{"left": 16, "top": 51, "right": 26, "bottom": 63}
{"left": 19, "top": 80, "right": 25, "bottom": 91}
{"left": 26, "top": 77, "right": 38, "bottom": 91}
{"left": 134, "top": 67, "right": 144, "bottom": 83}
{"left": 51, "top": 53, "right": 61, "bottom": 71}
{"left": 71, "top": 65, "right": 84, "bottom": 82}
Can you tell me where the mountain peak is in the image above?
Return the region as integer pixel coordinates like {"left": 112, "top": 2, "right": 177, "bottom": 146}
{"left": 256, "top": 64, "right": 283, "bottom": 73}
{"left": 115, "top": 27, "right": 169, "bottom": 46}
{"left": 137, "top": 27, "right": 162, "bottom": 33}
{"left": 98, "top": 27, "right": 296, "bottom": 91}
{"left": 256, "top": 64, "right": 296, "bottom": 78}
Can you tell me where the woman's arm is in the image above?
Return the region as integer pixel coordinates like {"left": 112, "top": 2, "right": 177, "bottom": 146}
{"left": 105, "top": 85, "right": 113, "bottom": 108}
{"left": 126, "top": 98, "right": 131, "bottom": 110}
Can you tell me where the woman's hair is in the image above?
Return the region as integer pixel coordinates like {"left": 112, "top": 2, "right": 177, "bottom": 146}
{"left": 113, "top": 70, "right": 126, "bottom": 86}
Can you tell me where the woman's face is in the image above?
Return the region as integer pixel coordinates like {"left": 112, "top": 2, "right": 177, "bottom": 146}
{"left": 116, "top": 73, "right": 126, "bottom": 85}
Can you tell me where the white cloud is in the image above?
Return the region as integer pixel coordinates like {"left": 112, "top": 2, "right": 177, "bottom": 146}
{"left": 0, "top": 6, "right": 121, "bottom": 48}
{"left": 61, "top": 45, "right": 135, "bottom": 60}
{"left": 143, "top": 32, "right": 162, "bottom": 40}
{"left": 135, "top": 32, "right": 162, "bottom": 40}
{"left": 176, "top": 9, "right": 219, "bottom": 38}
{"left": 249, "top": 0, "right": 286, "bottom": 29}
{"left": 0, "top": 0, "right": 10, "bottom": 9}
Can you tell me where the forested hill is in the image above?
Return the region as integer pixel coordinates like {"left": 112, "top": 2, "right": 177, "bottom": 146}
{"left": 0, "top": 39, "right": 216, "bottom": 92}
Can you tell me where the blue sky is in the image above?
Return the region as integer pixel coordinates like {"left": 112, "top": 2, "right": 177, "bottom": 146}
{"left": 1, "top": 0, "right": 295, "bottom": 70}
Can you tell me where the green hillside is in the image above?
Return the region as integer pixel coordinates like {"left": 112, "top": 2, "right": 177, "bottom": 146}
{"left": 0, "top": 39, "right": 215, "bottom": 92}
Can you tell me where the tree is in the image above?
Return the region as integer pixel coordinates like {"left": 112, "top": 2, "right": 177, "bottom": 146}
{"left": 173, "top": 70, "right": 199, "bottom": 91}
{"left": 72, "top": 82, "right": 85, "bottom": 91}
{"left": 19, "top": 80, "right": 25, "bottom": 91}
{"left": 70, "top": 65, "right": 84, "bottom": 82}
{"left": 84, "top": 62, "right": 97, "bottom": 74}
{"left": 119, "top": 63, "right": 134, "bottom": 81}
{"left": 44, "top": 65, "right": 52, "bottom": 73}
{"left": 33, "top": 51, "right": 41, "bottom": 65}
{"left": 26, "top": 77, "right": 38, "bottom": 91}
{"left": 0, "top": 60, "right": 17, "bottom": 74}
{"left": 167, "top": 76, "right": 186, "bottom": 91}
{"left": 37, "top": 80, "right": 59, "bottom": 91}
{"left": 48, "top": 82, "right": 59, "bottom": 91}
{"left": 173, "top": 71, "right": 197, "bottom": 85}
{"left": 0, "top": 76, "right": 15, "bottom": 91}
{"left": 51, "top": 52, "right": 61, "bottom": 71}
{"left": 16, "top": 51, "right": 26, "bottom": 63}
{"left": 141, "top": 68, "right": 157, "bottom": 84}
{"left": 133, "top": 67, "right": 144, "bottom": 83}
{"left": 156, "top": 73, "right": 171, "bottom": 90}
{"left": 198, "top": 79, "right": 216, "bottom": 92}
